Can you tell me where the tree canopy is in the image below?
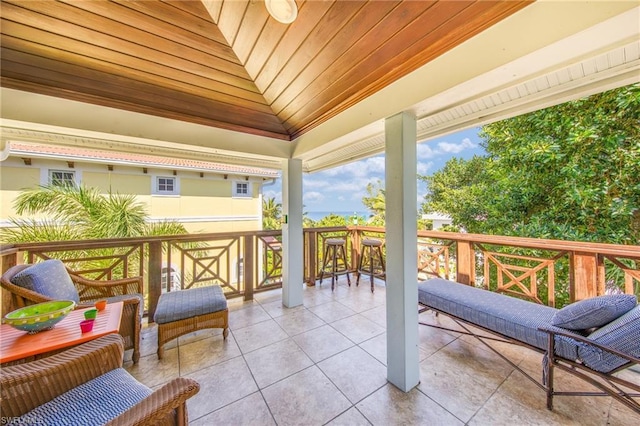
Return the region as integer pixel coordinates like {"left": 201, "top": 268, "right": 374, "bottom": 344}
{"left": 361, "top": 179, "right": 386, "bottom": 226}
{"left": 421, "top": 83, "right": 640, "bottom": 244}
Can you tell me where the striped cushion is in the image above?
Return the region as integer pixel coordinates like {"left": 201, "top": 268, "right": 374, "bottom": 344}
{"left": 579, "top": 305, "right": 640, "bottom": 373}
{"left": 11, "top": 368, "right": 151, "bottom": 426}
{"left": 154, "top": 285, "right": 227, "bottom": 324}
{"left": 11, "top": 259, "right": 79, "bottom": 304}
{"left": 418, "top": 278, "right": 580, "bottom": 357}
{"left": 551, "top": 294, "right": 637, "bottom": 330}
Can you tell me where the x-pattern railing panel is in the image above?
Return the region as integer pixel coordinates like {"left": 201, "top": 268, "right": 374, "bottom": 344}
{"left": 479, "top": 244, "right": 567, "bottom": 306}
{"left": 257, "top": 235, "right": 282, "bottom": 289}
{"left": 417, "top": 241, "right": 451, "bottom": 280}
{"left": 169, "top": 237, "right": 242, "bottom": 297}
{"left": 602, "top": 254, "right": 640, "bottom": 295}
{"left": 28, "top": 244, "right": 143, "bottom": 281}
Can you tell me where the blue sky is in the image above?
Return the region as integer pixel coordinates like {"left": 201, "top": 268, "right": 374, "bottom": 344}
{"left": 263, "top": 127, "right": 486, "bottom": 213}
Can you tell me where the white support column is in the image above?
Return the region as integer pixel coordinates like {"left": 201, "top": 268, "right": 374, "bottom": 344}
{"left": 282, "top": 158, "right": 304, "bottom": 307}
{"left": 385, "top": 111, "right": 419, "bottom": 391}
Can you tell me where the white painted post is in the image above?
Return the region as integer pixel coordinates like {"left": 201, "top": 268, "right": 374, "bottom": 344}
{"left": 385, "top": 111, "right": 419, "bottom": 391}
{"left": 282, "top": 158, "right": 304, "bottom": 307}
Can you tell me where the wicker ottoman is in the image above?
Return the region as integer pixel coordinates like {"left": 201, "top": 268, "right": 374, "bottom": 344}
{"left": 154, "top": 285, "right": 229, "bottom": 359}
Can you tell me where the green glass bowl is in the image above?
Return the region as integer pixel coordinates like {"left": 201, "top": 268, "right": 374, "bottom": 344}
{"left": 3, "top": 300, "right": 76, "bottom": 334}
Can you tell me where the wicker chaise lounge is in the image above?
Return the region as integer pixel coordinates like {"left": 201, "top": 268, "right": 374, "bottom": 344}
{"left": 0, "top": 334, "right": 199, "bottom": 425}
{"left": 418, "top": 278, "right": 640, "bottom": 414}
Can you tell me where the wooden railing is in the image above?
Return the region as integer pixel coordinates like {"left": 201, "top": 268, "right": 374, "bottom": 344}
{"left": 1, "top": 228, "right": 639, "bottom": 318}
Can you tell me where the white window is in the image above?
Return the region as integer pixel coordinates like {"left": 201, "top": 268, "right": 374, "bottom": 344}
{"left": 233, "top": 181, "right": 251, "bottom": 198}
{"left": 49, "top": 170, "right": 76, "bottom": 187}
{"left": 154, "top": 176, "right": 179, "bottom": 195}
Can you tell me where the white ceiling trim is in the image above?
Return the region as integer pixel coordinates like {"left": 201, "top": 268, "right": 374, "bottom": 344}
{"left": 0, "top": 119, "right": 286, "bottom": 170}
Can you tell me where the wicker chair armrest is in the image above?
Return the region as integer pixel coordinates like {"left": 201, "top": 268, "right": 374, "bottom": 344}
{"left": 69, "top": 272, "right": 143, "bottom": 293}
{"left": 0, "top": 334, "right": 125, "bottom": 418}
{"left": 76, "top": 295, "right": 140, "bottom": 309}
{"left": 539, "top": 327, "right": 640, "bottom": 365}
{"left": 106, "top": 377, "right": 200, "bottom": 426}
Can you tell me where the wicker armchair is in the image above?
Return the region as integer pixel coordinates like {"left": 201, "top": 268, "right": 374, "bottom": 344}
{"left": 0, "top": 334, "right": 199, "bottom": 425}
{"left": 1, "top": 261, "right": 142, "bottom": 363}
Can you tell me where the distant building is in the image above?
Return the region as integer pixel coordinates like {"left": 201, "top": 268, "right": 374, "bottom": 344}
{"left": 0, "top": 142, "right": 278, "bottom": 233}
{"left": 421, "top": 212, "right": 453, "bottom": 230}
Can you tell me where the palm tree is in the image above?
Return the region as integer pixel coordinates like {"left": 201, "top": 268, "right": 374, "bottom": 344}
{"left": 362, "top": 179, "right": 385, "bottom": 226}
{"left": 2, "top": 184, "right": 187, "bottom": 243}
{"left": 262, "top": 196, "right": 282, "bottom": 230}
{"left": 2, "top": 184, "right": 190, "bottom": 278}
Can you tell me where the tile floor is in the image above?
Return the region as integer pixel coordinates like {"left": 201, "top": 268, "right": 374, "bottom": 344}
{"left": 125, "top": 277, "right": 640, "bottom": 425}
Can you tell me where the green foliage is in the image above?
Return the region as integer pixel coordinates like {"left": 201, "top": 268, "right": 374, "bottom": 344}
{"left": 421, "top": 83, "right": 640, "bottom": 245}
{"left": 262, "top": 196, "right": 282, "bottom": 230}
{"left": 362, "top": 179, "right": 385, "bottom": 225}
{"left": 420, "top": 156, "right": 489, "bottom": 231}
{"left": 315, "top": 213, "right": 348, "bottom": 227}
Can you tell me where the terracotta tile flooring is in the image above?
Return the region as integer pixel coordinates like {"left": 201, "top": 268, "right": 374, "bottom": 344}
{"left": 125, "top": 278, "right": 639, "bottom": 425}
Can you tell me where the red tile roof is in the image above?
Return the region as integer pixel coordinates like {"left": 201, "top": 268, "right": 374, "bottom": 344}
{"left": 7, "top": 142, "right": 279, "bottom": 178}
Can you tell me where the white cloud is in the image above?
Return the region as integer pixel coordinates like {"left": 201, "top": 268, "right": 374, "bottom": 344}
{"left": 417, "top": 137, "right": 478, "bottom": 160}
{"left": 416, "top": 161, "right": 433, "bottom": 175}
{"left": 304, "top": 179, "right": 330, "bottom": 189}
{"left": 303, "top": 191, "right": 325, "bottom": 203}
{"left": 437, "top": 137, "right": 477, "bottom": 154}
{"left": 315, "top": 156, "right": 385, "bottom": 179}
{"left": 416, "top": 143, "right": 436, "bottom": 159}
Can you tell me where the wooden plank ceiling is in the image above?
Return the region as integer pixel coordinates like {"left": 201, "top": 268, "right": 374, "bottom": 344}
{"left": 1, "top": 0, "right": 531, "bottom": 141}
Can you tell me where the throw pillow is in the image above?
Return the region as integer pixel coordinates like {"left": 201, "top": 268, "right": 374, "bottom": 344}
{"left": 11, "top": 259, "right": 80, "bottom": 303}
{"left": 551, "top": 294, "right": 637, "bottom": 330}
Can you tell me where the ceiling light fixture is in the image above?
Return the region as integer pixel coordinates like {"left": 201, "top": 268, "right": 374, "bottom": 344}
{"left": 265, "top": 0, "right": 298, "bottom": 24}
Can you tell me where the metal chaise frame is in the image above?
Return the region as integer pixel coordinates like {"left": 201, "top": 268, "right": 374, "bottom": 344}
{"left": 418, "top": 303, "right": 640, "bottom": 415}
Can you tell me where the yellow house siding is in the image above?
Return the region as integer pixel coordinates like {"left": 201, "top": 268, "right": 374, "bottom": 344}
{"left": 82, "top": 171, "right": 150, "bottom": 195}
{"left": 1, "top": 157, "right": 267, "bottom": 233}
{"left": 0, "top": 165, "right": 41, "bottom": 219}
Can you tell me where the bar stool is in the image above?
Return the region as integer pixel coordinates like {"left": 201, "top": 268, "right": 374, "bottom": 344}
{"left": 356, "top": 238, "right": 386, "bottom": 292}
{"left": 319, "top": 238, "right": 351, "bottom": 290}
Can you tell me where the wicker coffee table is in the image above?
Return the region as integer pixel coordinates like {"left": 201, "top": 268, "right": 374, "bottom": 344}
{"left": 153, "top": 285, "right": 229, "bottom": 359}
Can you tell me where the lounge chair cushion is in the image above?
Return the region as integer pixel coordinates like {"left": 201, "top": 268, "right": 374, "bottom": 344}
{"left": 551, "top": 294, "right": 637, "bottom": 330}
{"left": 578, "top": 305, "right": 640, "bottom": 373}
{"left": 417, "top": 279, "right": 578, "bottom": 355}
{"left": 10, "top": 259, "right": 79, "bottom": 304}
{"left": 11, "top": 368, "right": 152, "bottom": 426}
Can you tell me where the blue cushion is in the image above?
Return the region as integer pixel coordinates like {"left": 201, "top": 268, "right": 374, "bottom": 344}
{"left": 11, "top": 260, "right": 79, "bottom": 304}
{"left": 10, "top": 368, "right": 152, "bottom": 426}
{"left": 418, "top": 278, "right": 564, "bottom": 351}
{"left": 551, "top": 294, "right": 637, "bottom": 330}
{"left": 154, "top": 285, "right": 227, "bottom": 324}
{"left": 578, "top": 305, "right": 640, "bottom": 373}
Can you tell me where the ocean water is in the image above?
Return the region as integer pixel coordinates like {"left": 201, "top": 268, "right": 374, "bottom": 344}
{"left": 306, "top": 211, "right": 370, "bottom": 222}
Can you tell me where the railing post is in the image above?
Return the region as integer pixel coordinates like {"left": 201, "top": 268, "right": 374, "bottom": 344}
{"left": 456, "top": 241, "right": 475, "bottom": 285}
{"left": 307, "top": 230, "right": 317, "bottom": 286}
{"left": 1, "top": 250, "right": 18, "bottom": 316}
{"left": 351, "top": 227, "right": 360, "bottom": 272}
{"left": 148, "top": 241, "right": 162, "bottom": 322}
{"left": 244, "top": 235, "right": 254, "bottom": 301}
{"left": 570, "top": 251, "right": 598, "bottom": 301}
